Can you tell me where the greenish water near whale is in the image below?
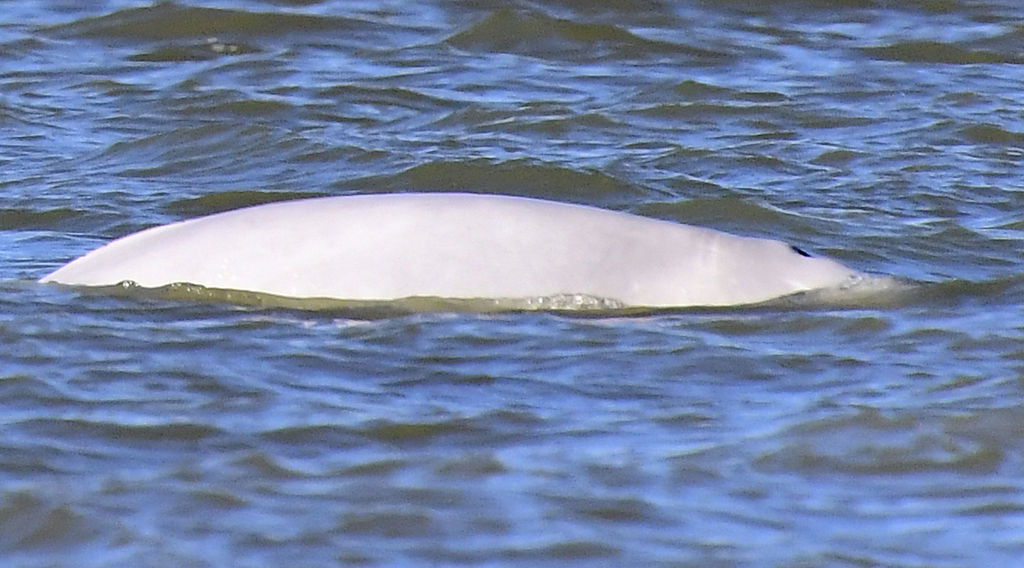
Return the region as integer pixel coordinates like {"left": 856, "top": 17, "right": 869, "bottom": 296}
{"left": 3, "top": 1, "right": 1024, "bottom": 566}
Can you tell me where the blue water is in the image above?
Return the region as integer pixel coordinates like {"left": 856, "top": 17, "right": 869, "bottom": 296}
{"left": 3, "top": 1, "right": 1024, "bottom": 566}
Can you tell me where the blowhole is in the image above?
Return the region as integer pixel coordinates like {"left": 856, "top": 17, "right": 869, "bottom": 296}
{"left": 790, "top": 245, "right": 812, "bottom": 257}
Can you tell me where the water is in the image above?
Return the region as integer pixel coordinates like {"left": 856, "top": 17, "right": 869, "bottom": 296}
{"left": 3, "top": 1, "right": 1024, "bottom": 566}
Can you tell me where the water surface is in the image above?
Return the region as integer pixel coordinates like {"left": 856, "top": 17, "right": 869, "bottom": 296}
{"left": 2, "top": 1, "right": 1024, "bottom": 566}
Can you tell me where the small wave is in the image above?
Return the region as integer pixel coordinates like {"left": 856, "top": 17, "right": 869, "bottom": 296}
{"left": 861, "top": 40, "right": 1024, "bottom": 64}
{"left": 0, "top": 491, "right": 102, "bottom": 552}
{"left": 347, "top": 159, "right": 643, "bottom": 205}
{"left": 753, "top": 407, "right": 1003, "bottom": 476}
{"left": 635, "top": 197, "right": 806, "bottom": 233}
{"left": 44, "top": 2, "right": 371, "bottom": 41}
{"left": 128, "top": 38, "right": 261, "bottom": 62}
{"left": 16, "top": 416, "right": 222, "bottom": 444}
{"left": 446, "top": 8, "right": 728, "bottom": 61}
{"left": 96, "top": 121, "right": 306, "bottom": 181}
{"left": 315, "top": 84, "right": 456, "bottom": 114}
{"left": 957, "top": 123, "right": 1024, "bottom": 147}
{"left": 163, "top": 190, "right": 326, "bottom": 218}
{"left": 0, "top": 207, "right": 84, "bottom": 230}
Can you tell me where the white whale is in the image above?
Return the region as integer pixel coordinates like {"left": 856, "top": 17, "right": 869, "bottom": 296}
{"left": 40, "top": 192, "right": 863, "bottom": 308}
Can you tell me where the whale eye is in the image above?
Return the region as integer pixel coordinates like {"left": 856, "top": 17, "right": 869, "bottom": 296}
{"left": 790, "top": 245, "right": 812, "bottom": 257}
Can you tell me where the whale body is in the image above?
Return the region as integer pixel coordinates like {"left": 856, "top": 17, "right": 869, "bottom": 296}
{"left": 40, "top": 193, "right": 862, "bottom": 308}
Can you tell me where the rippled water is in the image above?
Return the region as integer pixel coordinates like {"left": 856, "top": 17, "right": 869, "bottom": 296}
{"left": 3, "top": 1, "right": 1024, "bottom": 566}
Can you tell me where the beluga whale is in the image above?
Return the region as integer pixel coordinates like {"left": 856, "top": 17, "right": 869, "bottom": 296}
{"left": 40, "top": 192, "right": 864, "bottom": 309}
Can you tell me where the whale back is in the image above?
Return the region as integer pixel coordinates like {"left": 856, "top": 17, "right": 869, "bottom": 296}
{"left": 40, "top": 193, "right": 861, "bottom": 307}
